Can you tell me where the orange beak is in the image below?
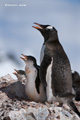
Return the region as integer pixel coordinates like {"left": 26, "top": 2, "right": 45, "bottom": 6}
{"left": 13, "top": 72, "right": 17, "bottom": 75}
{"left": 13, "top": 69, "right": 18, "bottom": 75}
{"left": 20, "top": 54, "right": 28, "bottom": 60}
{"left": 32, "top": 23, "right": 44, "bottom": 30}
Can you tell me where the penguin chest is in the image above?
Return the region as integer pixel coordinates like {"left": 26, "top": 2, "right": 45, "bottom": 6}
{"left": 46, "top": 58, "right": 54, "bottom": 103}
{"left": 18, "top": 75, "right": 27, "bottom": 84}
{"left": 25, "top": 73, "right": 40, "bottom": 101}
{"left": 25, "top": 82, "right": 40, "bottom": 101}
{"left": 25, "top": 67, "right": 31, "bottom": 74}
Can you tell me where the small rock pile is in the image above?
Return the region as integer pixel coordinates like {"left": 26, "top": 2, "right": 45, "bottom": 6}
{"left": 0, "top": 74, "right": 80, "bottom": 120}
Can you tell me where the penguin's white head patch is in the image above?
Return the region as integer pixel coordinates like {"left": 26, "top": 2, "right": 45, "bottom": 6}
{"left": 46, "top": 26, "right": 53, "bottom": 30}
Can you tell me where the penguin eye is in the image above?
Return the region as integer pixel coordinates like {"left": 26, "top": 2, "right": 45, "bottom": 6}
{"left": 35, "top": 70, "right": 37, "bottom": 73}
{"left": 46, "top": 26, "right": 53, "bottom": 30}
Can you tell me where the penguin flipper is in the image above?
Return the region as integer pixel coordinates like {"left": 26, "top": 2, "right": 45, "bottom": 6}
{"left": 68, "top": 100, "right": 80, "bottom": 117}
{"left": 35, "top": 67, "right": 41, "bottom": 94}
{"left": 40, "top": 54, "right": 51, "bottom": 91}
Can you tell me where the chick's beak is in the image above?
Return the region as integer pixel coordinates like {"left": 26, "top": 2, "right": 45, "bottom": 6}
{"left": 32, "top": 23, "right": 45, "bottom": 30}
{"left": 13, "top": 72, "right": 17, "bottom": 75}
{"left": 13, "top": 69, "right": 18, "bottom": 75}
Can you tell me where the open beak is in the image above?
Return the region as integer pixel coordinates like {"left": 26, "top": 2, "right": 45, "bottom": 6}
{"left": 20, "top": 54, "right": 27, "bottom": 60}
{"left": 13, "top": 69, "right": 18, "bottom": 75}
{"left": 32, "top": 23, "right": 45, "bottom": 30}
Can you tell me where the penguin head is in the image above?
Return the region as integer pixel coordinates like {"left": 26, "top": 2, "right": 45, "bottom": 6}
{"left": 20, "top": 54, "right": 37, "bottom": 67}
{"left": 13, "top": 69, "right": 26, "bottom": 80}
{"left": 20, "top": 54, "right": 38, "bottom": 75}
{"left": 72, "top": 71, "right": 80, "bottom": 83}
{"left": 32, "top": 23, "right": 57, "bottom": 42}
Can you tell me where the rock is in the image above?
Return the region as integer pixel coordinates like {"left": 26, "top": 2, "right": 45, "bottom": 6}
{"left": 3, "top": 109, "right": 36, "bottom": 120}
{"left": 8, "top": 109, "right": 36, "bottom": 120}
{"left": 26, "top": 106, "right": 49, "bottom": 120}
{"left": 0, "top": 91, "right": 9, "bottom": 106}
{"left": 3, "top": 116, "right": 11, "bottom": 120}
{"left": 0, "top": 74, "right": 15, "bottom": 89}
{"left": 0, "top": 74, "right": 15, "bottom": 84}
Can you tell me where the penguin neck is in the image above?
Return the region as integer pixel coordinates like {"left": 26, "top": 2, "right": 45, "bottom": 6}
{"left": 46, "top": 36, "right": 59, "bottom": 44}
{"left": 25, "top": 66, "right": 37, "bottom": 83}
{"left": 44, "top": 33, "right": 58, "bottom": 43}
{"left": 18, "top": 75, "right": 26, "bottom": 81}
{"left": 45, "top": 37, "right": 62, "bottom": 51}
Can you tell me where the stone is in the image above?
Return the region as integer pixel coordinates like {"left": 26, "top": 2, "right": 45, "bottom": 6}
{"left": 3, "top": 116, "right": 11, "bottom": 120}
{"left": 0, "top": 74, "right": 15, "bottom": 84}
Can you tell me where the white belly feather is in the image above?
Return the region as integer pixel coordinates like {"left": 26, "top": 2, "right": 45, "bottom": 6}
{"left": 46, "top": 58, "right": 55, "bottom": 103}
{"left": 40, "top": 46, "right": 55, "bottom": 103}
{"left": 25, "top": 69, "right": 40, "bottom": 102}
{"left": 25, "top": 67, "right": 46, "bottom": 102}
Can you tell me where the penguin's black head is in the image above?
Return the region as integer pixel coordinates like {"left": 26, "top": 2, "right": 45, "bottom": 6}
{"left": 18, "top": 70, "right": 26, "bottom": 75}
{"left": 72, "top": 71, "right": 80, "bottom": 83}
{"left": 20, "top": 54, "right": 37, "bottom": 67}
{"left": 32, "top": 23, "right": 57, "bottom": 43}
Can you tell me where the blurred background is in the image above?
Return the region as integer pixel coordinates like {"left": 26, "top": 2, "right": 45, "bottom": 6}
{"left": 0, "top": 0, "right": 80, "bottom": 79}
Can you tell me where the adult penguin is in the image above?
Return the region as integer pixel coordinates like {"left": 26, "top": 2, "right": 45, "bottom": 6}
{"left": 33, "top": 23, "right": 80, "bottom": 117}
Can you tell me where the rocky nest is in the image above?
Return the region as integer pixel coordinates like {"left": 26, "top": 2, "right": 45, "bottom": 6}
{"left": 0, "top": 74, "right": 80, "bottom": 120}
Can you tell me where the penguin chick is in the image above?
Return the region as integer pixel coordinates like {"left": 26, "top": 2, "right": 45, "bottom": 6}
{"left": 33, "top": 23, "right": 80, "bottom": 117}
{"left": 20, "top": 54, "right": 46, "bottom": 102}
{"left": 13, "top": 69, "right": 27, "bottom": 84}
{"left": 72, "top": 71, "right": 80, "bottom": 101}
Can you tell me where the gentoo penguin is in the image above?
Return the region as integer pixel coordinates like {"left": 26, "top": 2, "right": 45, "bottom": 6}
{"left": 72, "top": 71, "right": 80, "bottom": 101}
{"left": 20, "top": 54, "right": 46, "bottom": 102}
{"left": 13, "top": 69, "right": 27, "bottom": 84}
{"left": 33, "top": 23, "right": 80, "bottom": 117}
